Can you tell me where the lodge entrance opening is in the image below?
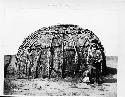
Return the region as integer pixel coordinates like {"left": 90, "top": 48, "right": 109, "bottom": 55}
{"left": 62, "top": 48, "right": 76, "bottom": 78}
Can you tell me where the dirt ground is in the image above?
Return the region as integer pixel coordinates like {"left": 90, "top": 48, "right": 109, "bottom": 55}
{"left": 4, "top": 76, "right": 116, "bottom": 96}
{"left": 4, "top": 56, "right": 117, "bottom": 96}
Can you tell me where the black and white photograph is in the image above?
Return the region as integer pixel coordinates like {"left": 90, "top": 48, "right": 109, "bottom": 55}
{"left": 0, "top": 0, "right": 124, "bottom": 97}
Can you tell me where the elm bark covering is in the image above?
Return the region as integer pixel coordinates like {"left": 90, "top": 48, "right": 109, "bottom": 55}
{"left": 16, "top": 24, "right": 106, "bottom": 79}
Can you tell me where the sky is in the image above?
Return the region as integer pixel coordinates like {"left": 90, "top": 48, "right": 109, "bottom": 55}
{"left": 0, "top": 0, "right": 125, "bottom": 96}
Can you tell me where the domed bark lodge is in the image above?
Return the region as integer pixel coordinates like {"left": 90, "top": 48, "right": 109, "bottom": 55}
{"left": 16, "top": 24, "right": 106, "bottom": 83}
